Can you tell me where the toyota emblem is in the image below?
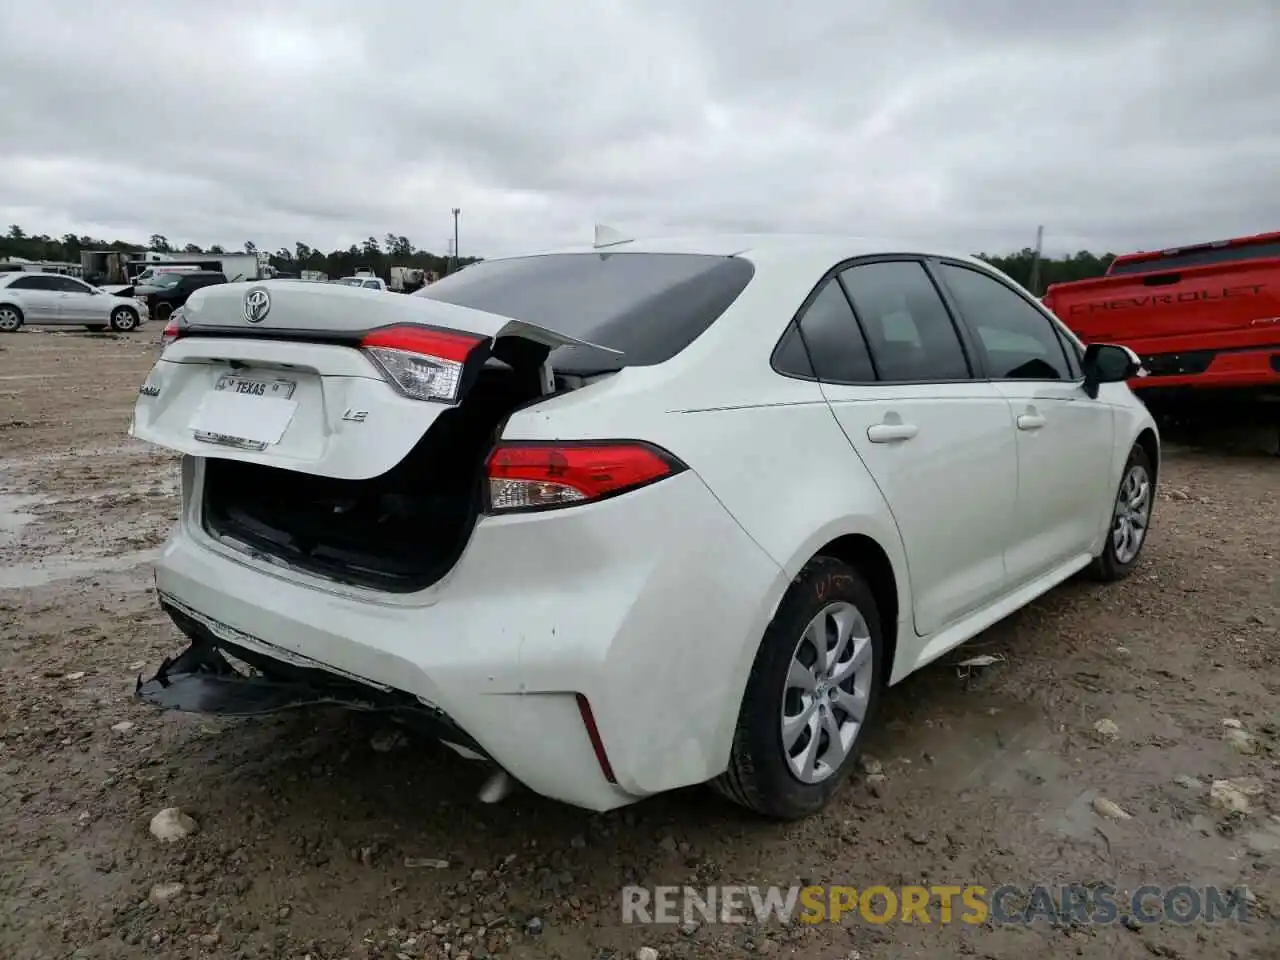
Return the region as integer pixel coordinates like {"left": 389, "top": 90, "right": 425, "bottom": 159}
{"left": 243, "top": 288, "right": 271, "bottom": 323}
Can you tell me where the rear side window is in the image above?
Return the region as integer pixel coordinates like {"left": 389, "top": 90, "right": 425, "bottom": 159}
{"left": 777, "top": 280, "right": 876, "bottom": 382}
{"left": 9, "top": 275, "right": 59, "bottom": 291}
{"left": 416, "top": 253, "right": 754, "bottom": 371}
{"left": 938, "top": 264, "right": 1072, "bottom": 381}
{"left": 839, "top": 262, "right": 971, "bottom": 382}
{"left": 1109, "top": 240, "right": 1280, "bottom": 276}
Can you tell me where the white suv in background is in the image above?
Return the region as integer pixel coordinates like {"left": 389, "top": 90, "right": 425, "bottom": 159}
{"left": 130, "top": 235, "right": 1157, "bottom": 819}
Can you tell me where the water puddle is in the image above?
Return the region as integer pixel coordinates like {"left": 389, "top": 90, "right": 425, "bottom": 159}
{"left": 0, "top": 548, "right": 159, "bottom": 590}
{"left": 0, "top": 493, "right": 47, "bottom": 547}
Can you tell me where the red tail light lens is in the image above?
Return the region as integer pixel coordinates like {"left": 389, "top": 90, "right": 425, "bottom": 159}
{"left": 160, "top": 316, "right": 184, "bottom": 347}
{"left": 485, "top": 441, "right": 686, "bottom": 513}
{"left": 160, "top": 313, "right": 185, "bottom": 348}
{"left": 360, "top": 324, "right": 488, "bottom": 403}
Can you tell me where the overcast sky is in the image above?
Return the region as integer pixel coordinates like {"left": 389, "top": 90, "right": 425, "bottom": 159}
{"left": 1, "top": 1, "right": 1277, "bottom": 260}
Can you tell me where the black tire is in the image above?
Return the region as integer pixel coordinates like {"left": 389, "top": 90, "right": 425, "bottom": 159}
{"left": 713, "top": 556, "right": 885, "bottom": 820}
{"left": 154, "top": 303, "right": 173, "bottom": 324}
{"left": 0, "top": 304, "right": 23, "bottom": 333}
{"left": 1089, "top": 443, "right": 1154, "bottom": 582}
{"left": 109, "top": 307, "right": 139, "bottom": 332}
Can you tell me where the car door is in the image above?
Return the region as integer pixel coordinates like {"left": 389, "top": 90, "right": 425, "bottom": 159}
{"left": 789, "top": 259, "right": 1018, "bottom": 639}
{"left": 7, "top": 275, "right": 63, "bottom": 322}
{"left": 934, "top": 261, "right": 1115, "bottom": 585}
{"left": 52, "top": 276, "right": 106, "bottom": 323}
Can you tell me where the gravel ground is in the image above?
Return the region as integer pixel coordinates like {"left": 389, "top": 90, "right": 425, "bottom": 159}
{"left": 1, "top": 328, "right": 1277, "bottom": 960}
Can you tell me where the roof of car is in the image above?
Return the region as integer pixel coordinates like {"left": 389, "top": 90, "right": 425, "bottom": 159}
{"left": 492, "top": 233, "right": 984, "bottom": 266}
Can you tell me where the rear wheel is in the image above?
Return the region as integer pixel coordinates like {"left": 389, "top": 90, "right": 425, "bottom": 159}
{"left": 714, "top": 556, "right": 884, "bottom": 819}
{"left": 1090, "top": 443, "right": 1154, "bottom": 581}
{"left": 0, "top": 305, "right": 22, "bottom": 332}
{"left": 109, "top": 307, "right": 139, "bottom": 332}
{"left": 154, "top": 303, "right": 172, "bottom": 324}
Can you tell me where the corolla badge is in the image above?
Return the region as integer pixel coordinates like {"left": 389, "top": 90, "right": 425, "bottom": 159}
{"left": 243, "top": 287, "right": 271, "bottom": 323}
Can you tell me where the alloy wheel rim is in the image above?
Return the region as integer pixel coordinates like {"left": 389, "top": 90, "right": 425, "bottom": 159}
{"left": 780, "top": 601, "right": 873, "bottom": 784}
{"left": 114, "top": 310, "right": 136, "bottom": 330}
{"left": 0, "top": 309, "right": 18, "bottom": 331}
{"left": 1112, "top": 464, "right": 1151, "bottom": 564}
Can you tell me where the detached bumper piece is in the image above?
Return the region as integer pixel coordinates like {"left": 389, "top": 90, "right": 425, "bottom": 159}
{"left": 136, "top": 601, "right": 489, "bottom": 758}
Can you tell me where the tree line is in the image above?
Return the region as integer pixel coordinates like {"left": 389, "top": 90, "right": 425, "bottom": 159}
{"left": 1, "top": 224, "right": 479, "bottom": 279}
{"left": 3, "top": 224, "right": 1115, "bottom": 292}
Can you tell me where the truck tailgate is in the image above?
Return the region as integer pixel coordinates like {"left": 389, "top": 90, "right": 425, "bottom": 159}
{"left": 1043, "top": 260, "right": 1279, "bottom": 347}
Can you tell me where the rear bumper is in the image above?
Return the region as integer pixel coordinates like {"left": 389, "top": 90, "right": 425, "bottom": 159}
{"left": 140, "top": 600, "right": 488, "bottom": 755}
{"left": 148, "top": 462, "right": 787, "bottom": 811}
{"left": 1133, "top": 343, "right": 1280, "bottom": 394}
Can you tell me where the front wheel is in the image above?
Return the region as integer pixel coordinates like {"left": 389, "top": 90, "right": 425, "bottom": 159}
{"left": 713, "top": 556, "right": 884, "bottom": 819}
{"left": 109, "top": 307, "right": 139, "bottom": 332}
{"left": 1090, "top": 444, "right": 1154, "bottom": 581}
{"left": 153, "top": 303, "right": 172, "bottom": 324}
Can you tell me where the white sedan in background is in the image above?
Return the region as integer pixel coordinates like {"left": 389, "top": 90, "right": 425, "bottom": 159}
{"left": 0, "top": 272, "right": 147, "bottom": 332}
{"left": 131, "top": 235, "right": 1157, "bottom": 819}
{"left": 336, "top": 275, "right": 388, "bottom": 291}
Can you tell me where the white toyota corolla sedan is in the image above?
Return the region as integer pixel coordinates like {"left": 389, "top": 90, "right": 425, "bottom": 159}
{"left": 130, "top": 235, "right": 1158, "bottom": 819}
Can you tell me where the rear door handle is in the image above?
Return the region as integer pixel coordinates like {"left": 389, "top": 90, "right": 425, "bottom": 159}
{"left": 1017, "top": 414, "right": 1046, "bottom": 431}
{"left": 867, "top": 423, "right": 918, "bottom": 443}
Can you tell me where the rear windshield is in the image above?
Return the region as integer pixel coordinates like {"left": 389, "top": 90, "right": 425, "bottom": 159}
{"left": 1109, "top": 240, "right": 1280, "bottom": 276}
{"left": 414, "top": 252, "right": 755, "bottom": 371}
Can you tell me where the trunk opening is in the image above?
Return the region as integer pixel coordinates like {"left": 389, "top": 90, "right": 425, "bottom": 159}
{"left": 201, "top": 362, "right": 546, "bottom": 592}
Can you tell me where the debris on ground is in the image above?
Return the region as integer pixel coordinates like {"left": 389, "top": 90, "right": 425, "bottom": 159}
{"left": 1092, "top": 797, "right": 1131, "bottom": 820}
{"left": 148, "top": 882, "right": 184, "bottom": 904}
{"left": 148, "top": 807, "right": 198, "bottom": 843}
{"left": 1210, "top": 778, "right": 1264, "bottom": 814}
{"left": 1093, "top": 718, "right": 1120, "bottom": 741}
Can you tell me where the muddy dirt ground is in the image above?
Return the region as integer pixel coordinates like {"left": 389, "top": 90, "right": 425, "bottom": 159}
{"left": 1, "top": 328, "right": 1277, "bottom": 960}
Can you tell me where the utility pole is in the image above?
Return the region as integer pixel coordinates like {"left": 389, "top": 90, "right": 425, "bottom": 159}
{"left": 451, "top": 208, "right": 460, "bottom": 273}
{"left": 1028, "top": 224, "right": 1044, "bottom": 296}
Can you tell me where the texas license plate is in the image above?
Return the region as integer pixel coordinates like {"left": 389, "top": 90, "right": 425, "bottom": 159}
{"left": 191, "top": 374, "right": 299, "bottom": 450}
{"left": 214, "top": 374, "right": 296, "bottom": 400}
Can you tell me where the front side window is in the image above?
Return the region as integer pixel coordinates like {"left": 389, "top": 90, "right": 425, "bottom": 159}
{"left": 53, "top": 277, "right": 92, "bottom": 294}
{"left": 839, "top": 261, "right": 971, "bottom": 382}
{"left": 938, "top": 263, "right": 1072, "bottom": 380}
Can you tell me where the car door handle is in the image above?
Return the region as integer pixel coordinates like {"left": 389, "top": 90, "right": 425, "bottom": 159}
{"left": 1016, "top": 414, "right": 1047, "bottom": 431}
{"left": 867, "top": 423, "right": 918, "bottom": 443}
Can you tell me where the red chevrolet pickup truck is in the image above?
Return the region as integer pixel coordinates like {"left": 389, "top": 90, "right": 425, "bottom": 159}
{"left": 1042, "top": 230, "right": 1280, "bottom": 415}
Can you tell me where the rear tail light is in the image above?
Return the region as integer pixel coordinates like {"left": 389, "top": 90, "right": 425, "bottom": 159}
{"left": 160, "top": 309, "right": 186, "bottom": 347}
{"left": 485, "top": 441, "right": 686, "bottom": 513}
{"left": 360, "top": 324, "right": 487, "bottom": 403}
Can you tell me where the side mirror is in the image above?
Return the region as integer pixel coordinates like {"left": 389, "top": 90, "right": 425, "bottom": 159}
{"left": 1082, "top": 343, "right": 1143, "bottom": 399}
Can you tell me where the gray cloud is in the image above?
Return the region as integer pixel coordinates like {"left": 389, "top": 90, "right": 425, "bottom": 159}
{"left": 1, "top": 0, "right": 1277, "bottom": 259}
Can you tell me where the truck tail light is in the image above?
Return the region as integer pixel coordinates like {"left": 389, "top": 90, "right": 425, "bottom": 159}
{"left": 360, "top": 324, "right": 488, "bottom": 403}
{"left": 485, "top": 441, "right": 686, "bottom": 513}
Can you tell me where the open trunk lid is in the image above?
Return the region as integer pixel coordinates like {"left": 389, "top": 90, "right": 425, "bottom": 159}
{"left": 130, "top": 280, "right": 618, "bottom": 481}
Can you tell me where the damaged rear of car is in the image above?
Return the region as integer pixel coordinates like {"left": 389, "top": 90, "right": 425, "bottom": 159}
{"left": 130, "top": 251, "right": 784, "bottom": 811}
